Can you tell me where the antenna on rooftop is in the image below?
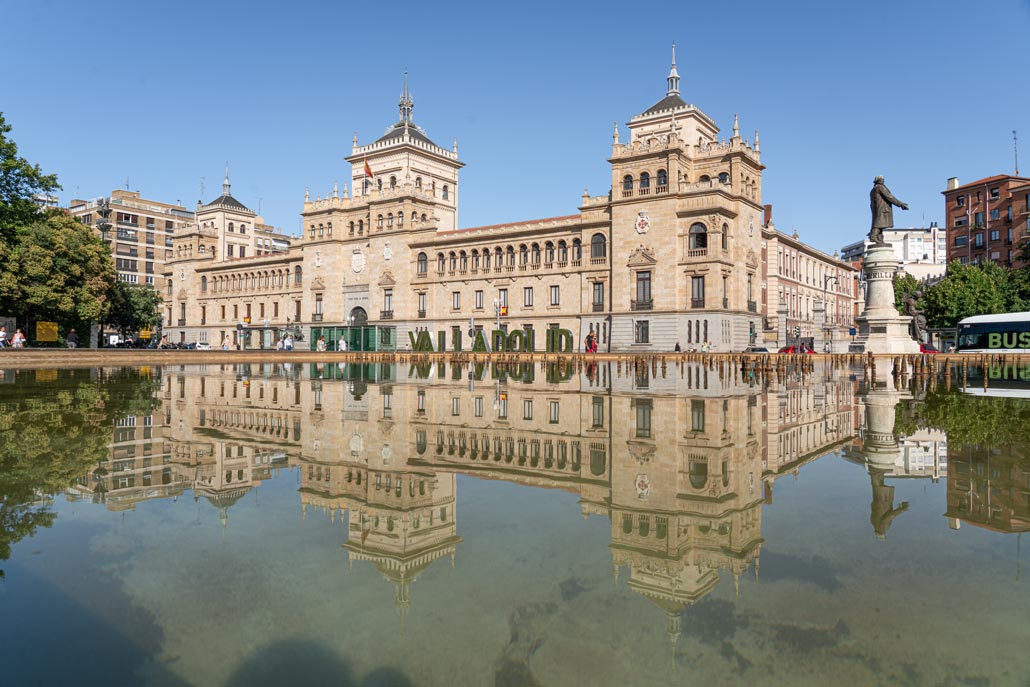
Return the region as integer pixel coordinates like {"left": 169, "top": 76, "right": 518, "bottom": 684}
{"left": 200, "top": 177, "right": 206, "bottom": 199}
{"left": 1014, "top": 130, "right": 1020, "bottom": 176}
{"left": 258, "top": 197, "right": 263, "bottom": 215}
{"left": 124, "top": 176, "right": 130, "bottom": 191}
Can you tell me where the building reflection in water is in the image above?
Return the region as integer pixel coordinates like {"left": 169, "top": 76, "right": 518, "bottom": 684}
{"left": 68, "top": 360, "right": 864, "bottom": 642}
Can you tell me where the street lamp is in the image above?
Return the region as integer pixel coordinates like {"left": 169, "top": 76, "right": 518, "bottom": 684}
{"left": 822, "top": 274, "right": 839, "bottom": 352}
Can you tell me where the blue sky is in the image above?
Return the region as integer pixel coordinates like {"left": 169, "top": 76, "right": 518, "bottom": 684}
{"left": 3, "top": 0, "right": 1028, "bottom": 254}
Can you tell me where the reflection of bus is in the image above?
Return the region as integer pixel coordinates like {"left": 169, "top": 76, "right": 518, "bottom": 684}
{"left": 956, "top": 312, "right": 1030, "bottom": 353}
{"left": 959, "top": 363, "right": 1030, "bottom": 398}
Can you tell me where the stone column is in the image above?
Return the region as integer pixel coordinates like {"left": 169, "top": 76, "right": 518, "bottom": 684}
{"left": 813, "top": 301, "right": 827, "bottom": 353}
{"left": 777, "top": 302, "right": 788, "bottom": 349}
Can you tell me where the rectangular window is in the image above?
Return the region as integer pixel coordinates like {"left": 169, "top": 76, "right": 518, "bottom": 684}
{"left": 498, "top": 288, "right": 508, "bottom": 307}
{"left": 592, "top": 282, "right": 604, "bottom": 307}
{"left": 592, "top": 397, "right": 605, "bottom": 427}
{"left": 497, "top": 395, "right": 507, "bottom": 420}
{"left": 295, "top": 300, "right": 301, "bottom": 320}
{"left": 475, "top": 290, "right": 483, "bottom": 310}
{"left": 635, "top": 400, "right": 652, "bottom": 438}
{"left": 452, "top": 291, "right": 461, "bottom": 310}
{"left": 954, "top": 235, "right": 968, "bottom": 247}
{"left": 974, "top": 211, "right": 984, "bottom": 226}
{"left": 990, "top": 208, "right": 1001, "bottom": 221}
{"left": 233, "top": 304, "right": 239, "bottom": 320}
{"left": 954, "top": 217, "right": 968, "bottom": 227}
{"left": 315, "top": 293, "right": 323, "bottom": 315}
{"left": 990, "top": 230, "right": 1000, "bottom": 241}
{"left": 384, "top": 289, "right": 393, "bottom": 312}
{"left": 523, "top": 399, "right": 533, "bottom": 420}
{"left": 691, "top": 276, "right": 705, "bottom": 306}
{"left": 226, "top": 244, "right": 234, "bottom": 257}
{"left": 417, "top": 390, "right": 425, "bottom": 412}
{"left": 636, "top": 271, "right": 652, "bottom": 305}
{"left": 956, "top": 194, "right": 965, "bottom": 206}
{"left": 239, "top": 246, "right": 246, "bottom": 258}
{"left": 974, "top": 233, "right": 984, "bottom": 247}
{"left": 691, "top": 400, "right": 705, "bottom": 432}
{"left": 273, "top": 302, "right": 279, "bottom": 318}
{"left": 523, "top": 287, "right": 533, "bottom": 307}
{"left": 474, "top": 396, "right": 483, "bottom": 417}
{"left": 550, "top": 285, "right": 560, "bottom": 306}
{"left": 451, "top": 397, "right": 460, "bottom": 416}
{"left": 990, "top": 187, "right": 1000, "bottom": 199}
{"left": 549, "top": 401, "right": 559, "bottom": 424}
{"left": 418, "top": 292, "right": 427, "bottom": 313}
{"left": 634, "top": 320, "right": 649, "bottom": 344}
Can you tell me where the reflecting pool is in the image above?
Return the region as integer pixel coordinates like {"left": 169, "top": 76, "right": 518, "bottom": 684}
{"left": 1, "top": 360, "right": 1028, "bottom": 686}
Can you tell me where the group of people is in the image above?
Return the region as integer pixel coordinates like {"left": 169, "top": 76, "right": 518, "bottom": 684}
{"left": 584, "top": 332, "right": 599, "bottom": 353}
{"left": 674, "top": 341, "right": 715, "bottom": 353}
{"left": 275, "top": 334, "right": 296, "bottom": 352}
{"left": 315, "top": 335, "right": 349, "bottom": 352}
{"left": 0, "top": 326, "right": 28, "bottom": 349}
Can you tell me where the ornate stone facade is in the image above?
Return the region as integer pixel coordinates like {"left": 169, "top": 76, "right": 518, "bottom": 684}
{"left": 163, "top": 50, "right": 855, "bottom": 352}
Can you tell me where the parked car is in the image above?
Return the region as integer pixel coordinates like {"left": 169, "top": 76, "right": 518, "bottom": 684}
{"left": 742, "top": 345, "right": 770, "bottom": 354}
{"left": 194, "top": 342, "right": 211, "bottom": 350}
{"left": 919, "top": 343, "right": 939, "bottom": 354}
{"left": 778, "top": 345, "right": 814, "bottom": 354}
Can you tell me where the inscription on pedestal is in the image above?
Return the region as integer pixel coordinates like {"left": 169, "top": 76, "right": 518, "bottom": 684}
{"left": 871, "top": 326, "right": 887, "bottom": 334}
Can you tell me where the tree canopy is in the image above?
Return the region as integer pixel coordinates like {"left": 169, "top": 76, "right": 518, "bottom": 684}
{"left": 921, "top": 260, "right": 1026, "bottom": 329}
{"left": 0, "top": 113, "right": 59, "bottom": 243}
{"left": 107, "top": 282, "right": 162, "bottom": 335}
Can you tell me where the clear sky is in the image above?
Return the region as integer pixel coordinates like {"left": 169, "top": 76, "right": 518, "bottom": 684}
{"left": 3, "top": 0, "right": 1029, "bottom": 255}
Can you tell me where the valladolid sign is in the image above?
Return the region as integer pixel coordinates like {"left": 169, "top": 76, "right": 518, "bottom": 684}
{"left": 408, "top": 326, "right": 574, "bottom": 353}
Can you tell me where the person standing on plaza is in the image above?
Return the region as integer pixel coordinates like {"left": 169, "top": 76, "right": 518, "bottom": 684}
{"left": 674, "top": 341, "right": 681, "bottom": 352}
{"left": 338, "top": 335, "right": 348, "bottom": 352}
{"left": 222, "top": 336, "right": 231, "bottom": 351}
{"left": 66, "top": 329, "right": 78, "bottom": 349}
{"left": 284, "top": 334, "right": 294, "bottom": 351}
{"left": 11, "top": 329, "right": 25, "bottom": 348}
{"left": 0, "top": 326, "right": 6, "bottom": 348}
{"left": 316, "top": 336, "right": 327, "bottom": 352}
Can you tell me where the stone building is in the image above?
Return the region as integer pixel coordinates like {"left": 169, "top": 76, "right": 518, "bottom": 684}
{"left": 164, "top": 49, "right": 856, "bottom": 352}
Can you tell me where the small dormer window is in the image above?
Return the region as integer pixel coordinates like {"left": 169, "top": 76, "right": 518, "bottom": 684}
{"left": 415, "top": 177, "right": 422, "bottom": 190}
{"left": 228, "top": 222, "right": 234, "bottom": 232}
{"left": 718, "top": 172, "right": 729, "bottom": 184}
{"left": 390, "top": 175, "right": 397, "bottom": 189}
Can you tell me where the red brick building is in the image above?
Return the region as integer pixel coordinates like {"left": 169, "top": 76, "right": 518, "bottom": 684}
{"left": 942, "top": 174, "right": 1030, "bottom": 267}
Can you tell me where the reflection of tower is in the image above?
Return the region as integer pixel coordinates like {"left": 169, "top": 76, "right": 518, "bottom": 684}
{"left": 609, "top": 394, "right": 764, "bottom": 647}
{"left": 299, "top": 449, "right": 461, "bottom": 621}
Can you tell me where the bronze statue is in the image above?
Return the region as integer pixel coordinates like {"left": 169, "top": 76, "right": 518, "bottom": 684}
{"left": 902, "top": 290, "right": 927, "bottom": 343}
{"left": 869, "top": 176, "right": 908, "bottom": 245}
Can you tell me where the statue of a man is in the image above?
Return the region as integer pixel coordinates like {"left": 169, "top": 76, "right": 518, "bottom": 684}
{"left": 903, "top": 291, "right": 927, "bottom": 343}
{"left": 869, "top": 176, "right": 908, "bottom": 245}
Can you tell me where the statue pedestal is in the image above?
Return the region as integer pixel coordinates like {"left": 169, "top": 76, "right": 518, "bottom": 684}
{"left": 848, "top": 245, "right": 920, "bottom": 355}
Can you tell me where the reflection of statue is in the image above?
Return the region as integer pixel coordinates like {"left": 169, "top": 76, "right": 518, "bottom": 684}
{"left": 869, "top": 176, "right": 908, "bottom": 245}
{"left": 902, "top": 291, "right": 927, "bottom": 343}
{"left": 869, "top": 467, "right": 908, "bottom": 539}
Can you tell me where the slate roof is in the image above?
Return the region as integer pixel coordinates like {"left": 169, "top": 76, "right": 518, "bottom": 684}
{"left": 642, "top": 93, "right": 687, "bottom": 115}
{"left": 374, "top": 121, "right": 438, "bottom": 148}
{"left": 204, "top": 194, "right": 252, "bottom": 212}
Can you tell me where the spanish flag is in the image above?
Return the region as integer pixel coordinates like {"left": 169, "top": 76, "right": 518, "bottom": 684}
{"left": 363, "top": 157, "right": 373, "bottom": 179}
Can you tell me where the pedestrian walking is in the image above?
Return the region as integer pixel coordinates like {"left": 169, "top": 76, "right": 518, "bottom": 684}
{"left": 66, "top": 329, "right": 78, "bottom": 349}
{"left": 674, "top": 341, "right": 681, "bottom": 352}
{"left": 316, "top": 336, "right": 327, "bottom": 352}
{"left": 338, "top": 335, "right": 348, "bottom": 352}
{"left": 284, "top": 334, "right": 294, "bottom": 351}
{"left": 11, "top": 329, "right": 25, "bottom": 349}
{"left": 0, "top": 326, "right": 7, "bottom": 348}
{"left": 222, "top": 336, "right": 231, "bottom": 351}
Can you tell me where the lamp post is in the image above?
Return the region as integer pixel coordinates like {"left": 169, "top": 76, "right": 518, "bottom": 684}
{"left": 822, "top": 274, "right": 839, "bottom": 352}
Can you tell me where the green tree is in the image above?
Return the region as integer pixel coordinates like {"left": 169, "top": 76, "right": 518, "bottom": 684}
{"left": 107, "top": 282, "right": 162, "bottom": 335}
{"left": 0, "top": 212, "right": 116, "bottom": 338}
{"left": 922, "top": 260, "right": 1014, "bottom": 329}
{"left": 0, "top": 113, "right": 59, "bottom": 244}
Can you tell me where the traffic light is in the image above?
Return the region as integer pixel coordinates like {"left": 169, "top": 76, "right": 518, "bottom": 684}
{"left": 794, "top": 326, "right": 801, "bottom": 337}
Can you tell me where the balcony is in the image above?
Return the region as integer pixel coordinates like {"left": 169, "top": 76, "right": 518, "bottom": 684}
{"left": 418, "top": 309, "right": 426, "bottom": 319}
{"left": 748, "top": 300, "right": 757, "bottom": 313}
{"left": 380, "top": 310, "right": 394, "bottom": 320}
{"left": 631, "top": 299, "right": 653, "bottom": 311}
{"left": 686, "top": 248, "right": 707, "bottom": 258}
{"left": 415, "top": 271, "right": 427, "bottom": 280}
{"left": 590, "top": 257, "right": 606, "bottom": 266}
{"left": 571, "top": 259, "right": 582, "bottom": 267}
{"left": 691, "top": 298, "right": 705, "bottom": 309}
{"left": 177, "top": 319, "right": 186, "bottom": 326}
{"left": 312, "top": 313, "right": 323, "bottom": 322}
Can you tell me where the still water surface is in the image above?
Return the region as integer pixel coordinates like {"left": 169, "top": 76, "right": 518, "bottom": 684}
{"left": 0, "top": 361, "right": 1027, "bottom": 686}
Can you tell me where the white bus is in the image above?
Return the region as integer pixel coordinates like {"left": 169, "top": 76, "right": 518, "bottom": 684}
{"left": 956, "top": 312, "right": 1030, "bottom": 353}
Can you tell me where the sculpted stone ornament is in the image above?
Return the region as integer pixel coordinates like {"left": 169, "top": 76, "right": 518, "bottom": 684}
{"left": 903, "top": 291, "right": 927, "bottom": 343}
{"left": 869, "top": 175, "right": 908, "bottom": 245}
{"left": 351, "top": 248, "right": 365, "bottom": 273}
{"left": 635, "top": 211, "right": 650, "bottom": 234}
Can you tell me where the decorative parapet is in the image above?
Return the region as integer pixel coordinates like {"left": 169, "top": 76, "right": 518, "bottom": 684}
{"left": 303, "top": 183, "right": 437, "bottom": 213}
{"left": 352, "top": 130, "right": 459, "bottom": 161}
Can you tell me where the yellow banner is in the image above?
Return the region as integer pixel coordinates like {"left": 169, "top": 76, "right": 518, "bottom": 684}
{"left": 36, "top": 321, "right": 58, "bottom": 342}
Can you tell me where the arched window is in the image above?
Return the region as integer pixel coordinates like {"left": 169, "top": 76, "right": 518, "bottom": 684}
{"left": 228, "top": 222, "right": 234, "bottom": 232}
{"left": 471, "top": 250, "right": 479, "bottom": 269}
{"left": 572, "top": 238, "right": 582, "bottom": 261}
{"left": 718, "top": 172, "right": 729, "bottom": 184}
{"left": 459, "top": 251, "right": 467, "bottom": 270}
{"left": 294, "top": 265, "right": 302, "bottom": 285}
{"left": 417, "top": 252, "right": 428, "bottom": 274}
{"left": 318, "top": 224, "right": 324, "bottom": 237}
{"left": 622, "top": 175, "right": 633, "bottom": 191}
{"left": 506, "top": 246, "right": 516, "bottom": 266}
{"left": 699, "top": 175, "right": 711, "bottom": 184}
{"left": 442, "top": 184, "right": 449, "bottom": 200}
{"left": 449, "top": 251, "right": 457, "bottom": 271}
{"left": 239, "top": 224, "right": 247, "bottom": 234}
{"left": 639, "top": 172, "right": 650, "bottom": 189}
{"left": 397, "top": 212, "right": 403, "bottom": 227}
{"left": 420, "top": 213, "right": 427, "bottom": 222}
{"left": 690, "top": 223, "right": 708, "bottom": 250}
{"left": 387, "top": 213, "right": 393, "bottom": 227}
{"left": 545, "top": 241, "right": 554, "bottom": 263}
{"left": 377, "top": 178, "right": 383, "bottom": 191}
{"left": 377, "top": 214, "right": 384, "bottom": 229}
{"left": 531, "top": 243, "right": 541, "bottom": 264}
{"left": 558, "top": 240, "right": 568, "bottom": 262}
{"left": 415, "top": 177, "right": 422, "bottom": 190}
{"left": 358, "top": 219, "right": 364, "bottom": 234}
{"left": 309, "top": 224, "right": 315, "bottom": 239}
{"left": 200, "top": 276, "right": 207, "bottom": 292}
{"left": 590, "top": 233, "right": 607, "bottom": 259}
{"left": 437, "top": 253, "right": 445, "bottom": 272}
{"left": 483, "top": 249, "right": 491, "bottom": 269}
{"left": 349, "top": 221, "right": 355, "bottom": 235}
{"left": 412, "top": 211, "right": 418, "bottom": 224}
{"left": 495, "top": 247, "right": 503, "bottom": 266}
{"left": 389, "top": 175, "right": 397, "bottom": 189}
{"left": 326, "top": 222, "right": 332, "bottom": 236}
{"left": 722, "top": 223, "right": 729, "bottom": 250}
{"left": 519, "top": 245, "right": 528, "bottom": 265}
{"left": 657, "top": 169, "right": 668, "bottom": 189}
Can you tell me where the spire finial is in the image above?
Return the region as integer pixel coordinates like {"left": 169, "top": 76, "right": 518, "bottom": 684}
{"left": 733, "top": 114, "right": 740, "bottom": 138}
{"left": 754, "top": 129, "right": 760, "bottom": 153}
{"left": 666, "top": 42, "right": 680, "bottom": 96}
{"left": 332, "top": 180, "right": 339, "bottom": 199}
{"left": 223, "top": 162, "right": 231, "bottom": 196}
{"left": 613, "top": 121, "right": 620, "bottom": 144}
{"left": 399, "top": 70, "right": 413, "bottom": 123}
{"left": 304, "top": 186, "right": 310, "bottom": 203}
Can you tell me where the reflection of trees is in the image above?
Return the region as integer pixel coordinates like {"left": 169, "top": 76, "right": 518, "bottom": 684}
{"left": 912, "top": 389, "right": 1030, "bottom": 447}
{"left": 0, "top": 368, "right": 160, "bottom": 578}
